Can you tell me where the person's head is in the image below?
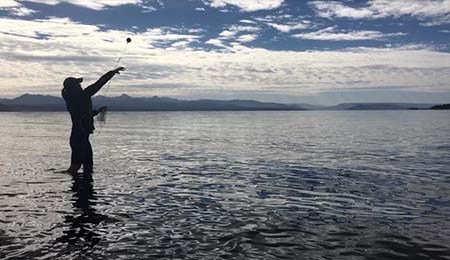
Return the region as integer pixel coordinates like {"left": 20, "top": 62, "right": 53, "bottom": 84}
{"left": 62, "top": 77, "right": 83, "bottom": 100}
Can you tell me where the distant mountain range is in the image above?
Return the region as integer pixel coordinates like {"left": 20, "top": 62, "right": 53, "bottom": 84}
{"left": 0, "top": 94, "right": 302, "bottom": 111}
{"left": 322, "top": 102, "right": 436, "bottom": 110}
{"left": 431, "top": 104, "right": 450, "bottom": 110}
{"left": 0, "top": 103, "right": 9, "bottom": 111}
{"left": 0, "top": 94, "right": 446, "bottom": 111}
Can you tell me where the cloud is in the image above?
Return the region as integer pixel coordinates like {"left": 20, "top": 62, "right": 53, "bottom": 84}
{"left": 218, "top": 25, "right": 259, "bottom": 38}
{"left": 252, "top": 14, "right": 313, "bottom": 33}
{"left": 204, "top": 0, "right": 284, "bottom": 12}
{"left": 239, "top": 19, "right": 257, "bottom": 24}
{"left": 171, "top": 40, "right": 192, "bottom": 48}
{"left": 219, "top": 30, "right": 237, "bottom": 37}
{"left": 36, "top": 0, "right": 143, "bottom": 10}
{"left": 227, "top": 25, "right": 261, "bottom": 33}
{"left": 0, "top": 0, "right": 142, "bottom": 12}
{"left": 140, "top": 28, "right": 201, "bottom": 44}
{"left": 254, "top": 14, "right": 294, "bottom": 23}
{"left": 0, "top": 17, "right": 203, "bottom": 94}
{"left": 311, "top": 1, "right": 374, "bottom": 19}
{"left": 7, "top": 6, "right": 37, "bottom": 16}
{"left": 236, "top": 34, "right": 258, "bottom": 42}
{"left": 310, "top": 0, "right": 450, "bottom": 25}
{"left": 0, "top": 17, "right": 449, "bottom": 99}
{"left": 0, "top": 0, "right": 37, "bottom": 16}
{"left": 267, "top": 21, "right": 311, "bottom": 33}
{"left": 205, "top": 38, "right": 226, "bottom": 48}
{"left": 293, "top": 27, "right": 406, "bottom": 41}
{"left": 211, "top": 24, "right": 261, "bottom": 47}
{"left": 0, "top": 0, "right": 20, "bottom": 8}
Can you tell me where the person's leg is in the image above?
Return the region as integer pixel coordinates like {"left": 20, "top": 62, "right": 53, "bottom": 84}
{"left": 67, "top": 131, "right": 82, "bottom": 174}
{"left": 82, "top": 134, "right": 94, "bottom": 173}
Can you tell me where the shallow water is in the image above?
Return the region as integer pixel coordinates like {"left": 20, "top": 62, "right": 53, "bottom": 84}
{"left": 0, "top": 111, "right": 449, "bottom": 260}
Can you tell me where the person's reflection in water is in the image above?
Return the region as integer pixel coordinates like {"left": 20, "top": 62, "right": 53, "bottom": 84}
{"left": 56, "top": 173, "right": 108, "bottom": 256}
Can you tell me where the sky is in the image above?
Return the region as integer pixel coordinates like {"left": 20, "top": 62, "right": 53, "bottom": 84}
{"left": 0, "top": 0, "right": 449, "bottom": 105}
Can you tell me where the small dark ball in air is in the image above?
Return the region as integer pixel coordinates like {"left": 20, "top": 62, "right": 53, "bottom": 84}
{"left": 127, "top": 37, "right": 132, "bottom": 43}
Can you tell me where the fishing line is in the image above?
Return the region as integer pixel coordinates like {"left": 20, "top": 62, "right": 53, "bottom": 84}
{"left": 103, "top": 38, "right": 131, "bottom": 97}
{"left": 97, "top": 37, "right": 131, "bottom": 122}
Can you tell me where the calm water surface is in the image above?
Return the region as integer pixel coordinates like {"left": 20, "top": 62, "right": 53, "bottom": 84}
{"left": 0, "top": 111, "right": 449, "bottom": 260}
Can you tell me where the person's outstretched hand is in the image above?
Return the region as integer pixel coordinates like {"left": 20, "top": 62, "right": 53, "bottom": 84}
{"left": 113, "top": 67, "right": 125, "bottom": 74}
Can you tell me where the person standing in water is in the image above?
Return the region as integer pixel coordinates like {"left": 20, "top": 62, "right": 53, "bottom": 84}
{"left": 62, "top": 67, "right": 125, "bottom": 174}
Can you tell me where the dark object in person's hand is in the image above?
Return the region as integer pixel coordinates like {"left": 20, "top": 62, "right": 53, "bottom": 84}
{"left": 98, "top": 106, "right": 108, "bottom": 113}
{"left": 113, "top": 67, "right": 125, "bottom": 74}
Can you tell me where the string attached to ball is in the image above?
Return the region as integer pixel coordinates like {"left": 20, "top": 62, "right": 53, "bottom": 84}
{"left": 97, "top": 37, "right": 131, "bottom": 123}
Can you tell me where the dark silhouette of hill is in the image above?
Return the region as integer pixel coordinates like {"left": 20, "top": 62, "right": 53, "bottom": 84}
{"left": 6, "top": 93, "right": 64, "bottom": 105}
{"left": 0, "top": 103, "right": 9, "bottom": 111}
{"left": 0, "top": 94, "right": 65, "bottom": 111}
{"left": 93, "top": 94, "right": 299, "bottom": 111}
{"left": 290, "top": 103, "right": 326, "bottom": 110}
{"left": 0, "top": 94, "right": 305, "bottom": 111}
{"left": 323, "top": 103, "right": 435, "bottom": 110}
{"left": 0, "top": 94, "right": 443, "bottom": 112}
{"left": 430, "top": 104, "right": 450, "bottom": 110}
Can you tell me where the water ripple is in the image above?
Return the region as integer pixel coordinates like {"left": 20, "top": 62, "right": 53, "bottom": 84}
{"left": 0, "top": 111, "right": 449, "bottom": 259}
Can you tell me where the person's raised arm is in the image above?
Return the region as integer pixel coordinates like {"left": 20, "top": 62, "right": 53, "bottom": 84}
{"left": 84, "top": 67, "right": 125, "bottom": 97}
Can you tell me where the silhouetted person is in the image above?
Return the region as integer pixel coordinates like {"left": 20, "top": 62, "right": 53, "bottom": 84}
{"left": 62, "top": 67, "right": 125, "bottom": 174}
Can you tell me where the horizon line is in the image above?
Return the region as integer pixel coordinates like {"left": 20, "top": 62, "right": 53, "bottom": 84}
{"left": 0, "top": 92, "right": 447, "bottom": 107}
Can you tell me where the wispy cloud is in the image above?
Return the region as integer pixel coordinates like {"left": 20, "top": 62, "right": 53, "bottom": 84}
{"left": 207, "top": 24, "right": 261, "bottom": 48}
{"left": 0, "top": 0, "right": 145, "bottom": 13}
{"left": 252, "top": 14, "right": 313, "bottom": 34}
{"left": 0, "top": 0, "right": 36, "bottom": 16}
{"left": 239, "top": 19, "right": 257, "bottom": 24}
{"left": 203, "top": 0, "right": 284, "bottom": 12}
{"left": 310, "top": 0, "right": 450, "bottom": 25}
{"left": 0, "top": 15, "right": 448, "bottom": 98}
{"left": 236, "top": 34, "right": 258, "bottom": 42}
{"left": 205, "top": 38, "right": 226, "bottom": 48}
{"left": 0, "top": 0, "right": 21, "bottom": 8}
{"left": 218, "top": 25, "right": 260, "bottom": 39}
{"left": 293, "top": 27, "right": 405, "bottom": 41}
{"left": 267, "top": 21, "right": 311, "bottom": 33}
{"left": 0, "top": 1, "right": 449, "bottom": 101}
